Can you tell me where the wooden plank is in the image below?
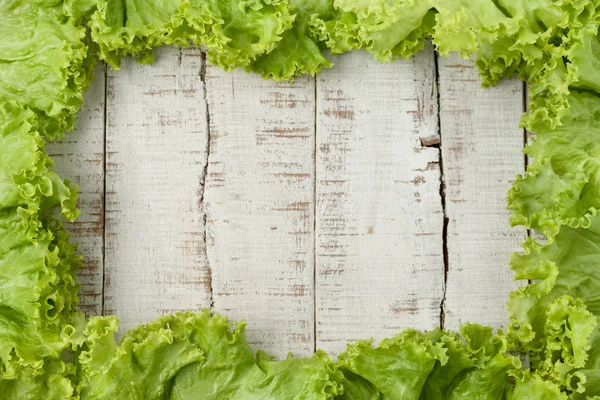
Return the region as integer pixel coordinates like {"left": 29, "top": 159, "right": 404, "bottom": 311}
{"left": 315, "top": 47, "right": 444, "bottom": 354}
{"left": 204, "top": 68, "right": 315, "bottom": 357}
{"left": 104, "top": 47, "right": 211, "bottom": 334}
{"left": 438, "top": 54, "right": 526, "bottom": 331}
{"left": 47, "top": 64, "right": 106, "bottom": 316}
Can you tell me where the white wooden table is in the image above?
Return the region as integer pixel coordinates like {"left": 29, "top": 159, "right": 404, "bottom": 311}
{"left": 47, "top": 45, "right": 526, "bottom": 357}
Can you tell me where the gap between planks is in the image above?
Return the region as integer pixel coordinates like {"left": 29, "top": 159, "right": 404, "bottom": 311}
{"left": 199, "top": 50, "right": 215, "bottom": 310}
{"left": 54, "top": 45, "right": 527, "bottom": 355}
{"left": 102, "top": 61, "right": 108, "bottom": 316}
{"left": 433, "top": 51, "right": 449, "bottom": 330}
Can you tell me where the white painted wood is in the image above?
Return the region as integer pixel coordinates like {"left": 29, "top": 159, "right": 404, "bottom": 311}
{"left": 315, "top": 48, "right": 445, "bottom": 354}
{"left": 204, "top": 68, "right": 315, "bottom": 357}
{"left": 104, "top": 47, "right": 211, "bottom": 334}
{"left": 48, "top": 64, "right": 106, "bottom": 316}
{"left": 69, "top": 47, "right": 532, "bottom": 349}
{"left": 439, "top": 54, "right": 526, "bottom": 331}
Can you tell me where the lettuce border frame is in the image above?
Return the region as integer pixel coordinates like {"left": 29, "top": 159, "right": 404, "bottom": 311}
{"left": 1, "top": 0, "right": 600, "bottom": 398}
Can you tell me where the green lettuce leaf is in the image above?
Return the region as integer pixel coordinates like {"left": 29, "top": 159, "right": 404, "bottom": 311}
{"left": 336, "top": 325, "right": 519, "bottom": 400}
{"left": 250, "top": 0, "right": 334, "bottom": 80}
{"left": 78, "top": 311, "right": 343, "bottom": 399}
{"left": 433, "top": 0, "right": 511, "bottom": 57}
{"left": 186, "top": 0, "right": 295, "bottom": 72}
{"left": 507, "top": 215, "right": 600, "bottom": 394}
{"left": 90, "top": 0, "right": 295, "bottom": 71}
{"left": 429, "top": 324, "right": 520, "bottom": 399}
{"left": 0, "top": 98, "right": 83, "bottom": 378}
{"left": 0, "top": 1, "right": 94, "bottom": 138}
{"left": 337, "top": 330, "right": 444, "bottom": 399}
{"left": 507, "top": 371, "right": 568, "bottom": 400}
{"left": 508, "top": 91, "right": 600, "bottom": 238}
{"left": 310, "top": 0, "right": 435, "bottom": 63}
{"left": 0, "top": 358, "right": 77, "bottom": 400}
{"left": 90, "top": 0, "right": 191, "bottom": 67}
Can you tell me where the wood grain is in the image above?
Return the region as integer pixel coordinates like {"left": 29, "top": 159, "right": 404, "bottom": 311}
{"left": 103, "top": 47, "right": 211, "bottom": 334}
{"left": 438, "top": 54, "right": 526, "bottom": 331}
{"left": 48, "top": 64, "right": 106, "bottom": 316}
{"left": 53, "top": 47, "right": 532, "bottom": 351}
{"left": 204, "top": 67, "right": 316, "bottom": 357}
{"left": 315, "top": 48, "right": 445, "bottom": 354}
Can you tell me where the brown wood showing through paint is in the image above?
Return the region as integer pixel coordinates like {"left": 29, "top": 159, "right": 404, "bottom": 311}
{"left": 315, "top": 47, "right": 445, "bottom": 354}
{"left": 48, "top": 64, "right": 106, "bottom": 316}
{"left": 54, "top": 46, "right": 525, "bottom": 355}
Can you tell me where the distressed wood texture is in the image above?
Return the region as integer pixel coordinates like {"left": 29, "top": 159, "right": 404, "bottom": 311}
{"left": 315, "top": 48, "right": 445, "bottom": 353}
{"left": 103, "top": 47, "right": 212, "bottom": 334}
{"left": 48, "top": 64, "right": 106, "bottom": 316}
{"left": 204, "top": 67, "right": 316, "bottom": 357}
{"left": 58, "top": 48, "right": 530, "bottom": 354}
{"left": 438, "top": 54, "right": 526, "bottom": 331}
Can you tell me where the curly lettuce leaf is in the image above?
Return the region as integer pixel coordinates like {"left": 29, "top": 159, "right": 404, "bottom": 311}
{"left": 89, "top": 0, "right": 188, "bottom": 67}
{"left": 0, "top": 212, "right": 85, "bottom": 377}
{"left": 508, "top": 91, "right": 600, "bottom": 237}
{"left": 337, "top": 324, "right": 519, "bottom": 400}
{"left": 78, "top": 311, "right": 343, "bottom": 399}
{"left": 569, "top": 25, "right": 600, "bottom": 94}
{"left": 250, "top": 3, "right": 334, "bottom": 81}
{"left": 434, "top": 324, "right": 520, "bottom": 399}
{"left": 78, "top": 314, "right": 205, "bottom": 399}
{"left": 91, "top": 0, "right": 295, "bottom": 72}
{"left": 0, "top": 99, "right": 79, "bottom": 222}
{"left": 63, "top": 0, "right": 100, "bottom": 24}
{"left": 310, "top": 0, "right": 435, "bottom": 63}
{"left": 507, "top": 371, "right": 568, "bottom": 400}
{"left": 0, "top": 1, "right": 94, "bottom": 138}
{"left": 186, "top": 0, "right": 295, "bottom": 72}
{"left": 246, "top": 350, "right": 343, "bottom": 398}
{"left": 337, "top": 330, "right": 444, "bottom": 398}
{"left": 432, "top": 0, "right": 512, "bottom": 57}
{"left": 507, "top": 216, "right": 600, "bottom": 394}
{"left": 0, "top": 98, "right": 84, "bottom": 378}
{"left": 0, "top": 358, "right": 77, "bottom": 400}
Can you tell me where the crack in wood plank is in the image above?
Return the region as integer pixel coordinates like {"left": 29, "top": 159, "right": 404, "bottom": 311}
{"left": 315, "top": 45, "right": 444, "bottom": 354}
{"left": 204, "top": 66, "right": 316, "bottom": 357}
{"left": 103, "top": 46, "right": 212, "bottom": 335}
{"left": 439, "top": 53, "right": 526, "bottom": 331}
{"left": 200, "top": 51, "right": 214, "bottom": 310}
{"left": 58, "top": 44, "right": 530, "bottom": 355}
{"left": 433, "top": 51, "right": 449, "bottom": 330}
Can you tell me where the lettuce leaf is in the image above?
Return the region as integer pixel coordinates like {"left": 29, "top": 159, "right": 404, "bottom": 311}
{"left": 336, "top": 324, "right": 520, "bottom": 400}
{"left": 507, "top": 371, "right": 568, "bottom": 400}
{"left": 90, "top": 0, "right": 295, "bottom": 72}
{"left": 508, "top": 91, "right": 600, "bottom": 237}
{"left": 507, "top": 216, "right": 600, "bottom": 394}
{"left": 0, "top": 1, "right": 94, "bottom": 138}
{"left": 78, "top": 311, "right": 343, "bottom": 399}
{"left": 249, "top": 0, "right": 334, "bottom": 80}
{"left": 1, "top": 0, "right": 600, "bottom": 398}
{"left": 311, "top": 0, "right": 435, "bottom": 63}
{"left": 89, "top": 0, "right": 188, "bottom": 67}
{"left": 0, "top": 358, "right": 77, "bottom": 400}
{"left": 0, "top": 98, "right": 83, "bottom": 379}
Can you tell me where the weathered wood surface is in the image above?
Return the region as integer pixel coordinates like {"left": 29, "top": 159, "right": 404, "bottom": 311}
{"left": 49, "top": 64, "right": 106, "bottom": 316}
{"left": 103, "top": 47, "right": 212, "bottom": 334}
{"left": 55, "top": 47, "right": 526, "bottom": 354}
{"left": 438, "top": 54, "right": 526, "bottom": 331}
{"left": 204, "top": 67, "right": 316, "bottom": 357}
{"left": 315, "top": 48, "right": 444, "bottom": 354}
